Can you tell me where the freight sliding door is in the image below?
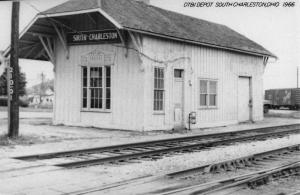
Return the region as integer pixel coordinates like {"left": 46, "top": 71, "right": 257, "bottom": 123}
{"left": 238, "top": 77, "right": 252, "bottom": 122}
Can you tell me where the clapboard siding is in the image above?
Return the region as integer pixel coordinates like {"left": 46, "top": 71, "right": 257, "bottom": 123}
{"left": 54, "top": 41, "right": 145, "bottom": 130}
{"left": 53, "top": 33, "right": 264, "bottom": 131}
{"left": 142, "top": 36, "right": 264, "bottom": 130}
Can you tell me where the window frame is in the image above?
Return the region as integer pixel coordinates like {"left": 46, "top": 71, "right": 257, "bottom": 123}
{"left": 153, "top": 66, "right": 165, "bottom": 113}
{"left": 81, "top": 66, "right": 111, "bottom": 112}
{"left": 199, "top": 78, "right": 218, "bottom": 109}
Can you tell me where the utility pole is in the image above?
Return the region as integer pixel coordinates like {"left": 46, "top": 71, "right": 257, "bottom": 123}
{"left": 8, "top": 0, "right": 20, "bottom": 138}
{"left": 297, "top": 66, "right": 299, "bottom": 88}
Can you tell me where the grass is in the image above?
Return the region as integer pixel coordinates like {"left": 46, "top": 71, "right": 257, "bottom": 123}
{"left": 0, "top": 106, "right": 52, "bottom": 112}
{"left": 0, "top": 134, "right": 41, "bottom": 146}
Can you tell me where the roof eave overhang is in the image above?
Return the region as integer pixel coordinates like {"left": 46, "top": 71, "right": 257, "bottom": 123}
{"left": 4, "top": 8, "right": 277, "bottom": 61}
{"left": 124, "top": 27, "right": 277, "bottom": 60}
{"left": 3, "top": 8, "right": 124, "bottom": 58}
{"left": 3, "top": 14, "right": 40, "bottom": 58}
{"left": 40, "top": 8, "right": 123, "bottom": 29}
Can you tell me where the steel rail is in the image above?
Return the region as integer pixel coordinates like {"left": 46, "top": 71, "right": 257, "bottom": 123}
{"left": 14, "top": 124, "right": 300, "bottom": 161}
{"left": 166, "top": 144, "right": 300, "bottom": 178}
{"left": 55, "top": 127, "right": 300, "bottom": 168}
{"left": 158, "top": 162, "right": 300, "bottom": 195}
{"left": 65, "top": 144, "right": 300, "bottom": 195}
{"left": 288, "top": 190, "right": 300, "bottom": 195}
{"left": 187, "top": 162, "right": 300, "bottom": 195}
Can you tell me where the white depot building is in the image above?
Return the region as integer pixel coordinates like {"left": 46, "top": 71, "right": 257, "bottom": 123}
{"left": 4, "top": 0, "right": 276, "bottom": 131}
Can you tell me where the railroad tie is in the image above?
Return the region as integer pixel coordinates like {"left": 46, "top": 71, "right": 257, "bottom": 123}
{"left": 225, "top": 162, "right": 236, "bottom": 171}
{"left": 244, "top": 158, "right": 253, "bottom": 166}
{"left": 235, "top": 159, "right": 245, "bottom": 168}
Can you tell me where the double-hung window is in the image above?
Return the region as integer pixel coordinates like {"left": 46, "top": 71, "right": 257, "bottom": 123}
{"left": 82, "top": 66, "right": 111, "bottom": 111}
{"left": 154, "top": 67, "right": 164, "bottom": 111}
{"left": 199, "top": 79, "right": 217, "bottom": 108}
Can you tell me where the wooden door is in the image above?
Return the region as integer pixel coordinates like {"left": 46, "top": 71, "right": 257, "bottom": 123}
{"left": 173, "top": 69, "right": 184, "bottom": 129}
{"left": 238, "top": 77, "right": 251, "bottom": 122}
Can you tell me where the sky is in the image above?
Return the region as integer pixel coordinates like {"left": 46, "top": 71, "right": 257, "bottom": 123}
{"left": 0, "top": 0, "right": 299, "bottom": 89}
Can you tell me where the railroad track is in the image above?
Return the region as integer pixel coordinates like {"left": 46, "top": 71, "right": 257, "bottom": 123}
{"left": 158, "top": 161, "right": 300, "bottom": 195}
{"left": 14, "top": 124, "right": 300, "bottom": 168}
{"left": 156, "top": 145, "right": 300, "bottom": 195}
{"left": 76, "top": 144, "right": 300, "bottom": 195}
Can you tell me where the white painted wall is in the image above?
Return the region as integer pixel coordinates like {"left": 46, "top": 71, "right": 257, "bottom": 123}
{"left": 142, "top": 36, "right": 264, "bottom": 130}
{"left": 53, "top": 34, "right": 264, "bottom": 131}
{"left": 54, "top": 41, "right": 145, "bottom": 130}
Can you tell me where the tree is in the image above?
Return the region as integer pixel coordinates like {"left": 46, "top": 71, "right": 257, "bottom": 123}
{"left": 39, "top": 72, "right": 46, "bottom": 103}
{"left": 29, "top": 75, "right": 54, "bottom": 97}
{"left": 0, "top": 68, "right": 27, "bottom": 96}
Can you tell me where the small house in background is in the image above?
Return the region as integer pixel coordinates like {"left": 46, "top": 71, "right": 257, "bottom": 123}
{"left": 28, "top": 87, "right": 54, "bottom": 108}
{"left": 27, "top": 80, "right": 54, "bottom": 108}
{"left": 4, "top": 0, "right": 276, "bottom": 131}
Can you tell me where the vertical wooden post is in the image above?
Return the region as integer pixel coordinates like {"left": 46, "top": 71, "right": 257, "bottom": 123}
{"left": 8, "top": 1, "right": 20, "bottom": 138}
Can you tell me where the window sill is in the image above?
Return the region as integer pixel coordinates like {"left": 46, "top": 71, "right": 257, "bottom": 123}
{"left": 198, "top": 106, "right": 218, "bottom": 110}
{"left": 153, "top": 112, "right": 165, "bottom": 115}
{"left": 81, "top": 109, "right": 111, "bottom": 113}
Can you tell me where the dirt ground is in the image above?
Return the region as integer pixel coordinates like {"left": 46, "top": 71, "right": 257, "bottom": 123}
{"left": 0, "top": 109, "right": 299, "bottom": 157}
{"left": 0, "top": 106, "right": 52, "bottom": 113}
{"left": 0, "top": 107, "right": 52, "bottom": 120}
{"left": 265, "top": 109, "right": 300, "bottom": 119}
{"left": 0, "top": 109, "right": 299, "bottom": 194}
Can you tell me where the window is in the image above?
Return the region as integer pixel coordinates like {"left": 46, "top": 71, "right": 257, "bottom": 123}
{"left": 174, "top": 69, "right": 183, "bottom": 78}
{"left": 200, "top": 80, "right": 208, "bottom": 106}
{"left": 154, "top": 67, "right": 164, "bottom": 111}
{"left": 82, "top": 66, "right": 111, "bottom": 111}
{"left": 199, "top": 79, "right": 217, "bottom": 107}
{"left": 209, "top": 81, "right": 217, "bottom": 106}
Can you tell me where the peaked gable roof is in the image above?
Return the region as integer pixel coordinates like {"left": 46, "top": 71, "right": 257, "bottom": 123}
{"left": 41, "top": 0, "right": 275, "bottom": 58}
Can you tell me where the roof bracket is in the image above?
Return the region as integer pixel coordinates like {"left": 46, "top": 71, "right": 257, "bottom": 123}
{"left": 129, "top": 32, "right": 144, "bottom": 71}
{"left": 115, "top": 29, "right": 128, "bottom": 57}
{"left": 51, "top": 21, "right": 69, "bottom": 59}
{"left": 38, "top": 35, "right": 55, "bottom": 65}
{"left": 263, "top": 56, "right": 269, "bottom": 65}
{"left": 23, "top": 43, "right": 40, "bottom": 58}
{"left": 86, "top": 13, "right": 97, "bottom": 26}
{"left": 28, "top": 31, "right": 54, "bottom": 38}
{"left": 34, "top": 48, "right": 46, "bottom": 60}
{"left": 19, "top": 44, "right": 36, "bottom": 53}
{"left": 129, "top": 32, "right": 142, "bottom": 51}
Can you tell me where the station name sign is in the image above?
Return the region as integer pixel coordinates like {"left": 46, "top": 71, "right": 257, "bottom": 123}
{"left": 67, "top": 30, "right": 121, "bottom": 45}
